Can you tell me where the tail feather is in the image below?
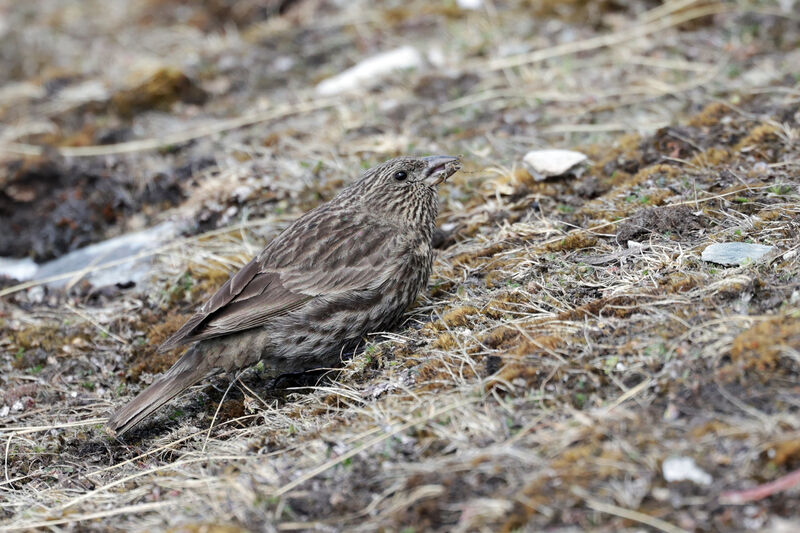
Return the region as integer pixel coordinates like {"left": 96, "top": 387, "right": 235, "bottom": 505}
{"left": 107, "top": 346, "right": 212, "bottom": 437}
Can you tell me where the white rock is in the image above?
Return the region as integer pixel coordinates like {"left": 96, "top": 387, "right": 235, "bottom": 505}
{"left": 522, "top": 149, "right": 587, "bottom": 180}
{"left": 0, "top": 81, "right": 46, "bottom": 104}
{"left": 316, "top": 46, "right": 424, "bottom": 96}
{"left": 662, "top": 456, "right": 712, "bottom": 486}
{"left": 427, "top": 46, "right": 446, "bottom": 67}
{"left": 701, "top": 242, "right": 776, "bottom": 266}
{"left": 27, "top": 285, "right": 45, "bottom": 304}
{"left": 457, "top": 0, "right": 483, "bottom": 10}
{"left": 0, "top": 257, "right": 38, "bottom": 281}
{"left": 58, "top": 80, "right": 108, "bottom": 103}
{"left": 272, "top": 56, "right": 294, "bottom": 72}
{"left": 232, "top": 185, "right": 253, "bottom": 203}
{"left": 752, "top": 161, "right": 768, "bottom": 174}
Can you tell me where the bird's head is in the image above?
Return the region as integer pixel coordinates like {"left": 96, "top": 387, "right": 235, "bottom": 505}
{"left": 375, "top": 155, "right": 461, "bottom": 189}
{"left": 347, "top": 155, "right": 461, "bottom": 225}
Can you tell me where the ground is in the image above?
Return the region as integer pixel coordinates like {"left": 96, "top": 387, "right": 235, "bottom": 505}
{"left": 1, "top": 0, "right": 800, "bottom": 531}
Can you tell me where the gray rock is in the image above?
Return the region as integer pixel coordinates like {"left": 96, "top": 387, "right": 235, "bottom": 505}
{"left": 0, "top": 221, "right": 179, "bottom": 288}
{"left": 701, "top": 242, "right": 776, "bottom": 266}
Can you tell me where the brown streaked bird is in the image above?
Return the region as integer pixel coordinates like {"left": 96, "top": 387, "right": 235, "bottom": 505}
{"left": 107, "top": 155, "right": 461, "bottom": 436}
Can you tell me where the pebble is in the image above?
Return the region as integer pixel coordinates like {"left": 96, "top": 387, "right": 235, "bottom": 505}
{"left": 522, "top": 149, "right": 587, "bottom": 181}
{"left": 316, "top": 46, "right": 424, "bottom": 95}
{"left": 662, "top": 456, "right": 712, "bottom": 486}
{"left": 701, "top": 242, "right": 776, "bottom": 266}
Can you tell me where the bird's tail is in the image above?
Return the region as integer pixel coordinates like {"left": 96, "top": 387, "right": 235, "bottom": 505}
{"left": 106, "top": 346, "right": 212, "bottom": 437}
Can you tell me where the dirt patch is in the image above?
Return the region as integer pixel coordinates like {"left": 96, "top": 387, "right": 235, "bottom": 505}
{"left": 0, "top": 155, "right": 213, "bottom": 261}
{"left": 616, "top": 205, "right": 704, "bottom": 242}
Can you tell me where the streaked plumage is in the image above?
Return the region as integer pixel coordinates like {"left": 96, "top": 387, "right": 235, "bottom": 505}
{"left": 107, "top": 155, "right": 461, "bottom": 436}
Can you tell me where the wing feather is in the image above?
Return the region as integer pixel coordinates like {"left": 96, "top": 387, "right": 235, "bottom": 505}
{"left": 158, "top": 212, "right": 400, "bottom": 351}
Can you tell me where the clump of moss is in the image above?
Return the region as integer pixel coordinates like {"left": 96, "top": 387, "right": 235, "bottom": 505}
{"left": 451, "top": 243, "right": 509, "bottom": 269}
{"left": 734, "top": 123, "right": 781, "bottom": 153}
{"left": 660, "top": 272, "right": 706, "bottom": 294}
{"left": 728, "top": 314, "right": 800, "bottom": 374}
{"left": 186, "top": 263, "right": 237, "bottom": 302}
{"left": 479, "top": 325, "right": 518, "bottom": 350}
{"left": 10, "top": 324, "right": 63, "bottom": 353}
{"left": 483, "top": 292, "right": 530, "bottom": 319}
{"left": 767, "top": 439, "right": 800, "bottom": 467}
{"left": 415, "top": 355, "right": 478, "bottom": 390}
{"left": 422, "top": 305, "right": 481, "bottom": 334}
{"left": 128, "top": 311, "right": 193, "bottom": 379}
{"left": 688, "top": 101, "right": 733, "bottom": 127}
{"left": 545, "top": 231, "right": 597, "bottom": 252}
{"left": 484, "top": 269, "right": 507, "bottom": 289}
{"left": 689, "top": 147, "right": 731, "bottom": 167}
{"left": 208, "top": 398, "right": 246, "bottom": 426}
{"left": 486, "top": 360, "right": 541, "bottom": 390}
{"left": 624, "top": 164, "right": 682, "bottom": 188}
{"left": 557, "top": 295, "right": 637, "bottom": 321}
{"left": 756, "top": 208, "right": 788, "bottom": 222}
{"left": 441, "top": 306, "right": 480, "bottom": 328}
{"left": 432, "top": 332, "right": 458, "bottom": 350}
{"left": 111, "top": 67, "right": 207, "bottom": 118}
{"left": 510, "top": 334, "right": 561, "bottom": 357}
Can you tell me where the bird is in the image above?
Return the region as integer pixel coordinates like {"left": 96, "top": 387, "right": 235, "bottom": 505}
{"left": 107, "top": 155, "right": 461, "bottom": 436}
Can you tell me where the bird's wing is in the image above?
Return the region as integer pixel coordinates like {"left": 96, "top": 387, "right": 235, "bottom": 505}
{"left": 158, "top": 212, "right": 400, "bottom": 351}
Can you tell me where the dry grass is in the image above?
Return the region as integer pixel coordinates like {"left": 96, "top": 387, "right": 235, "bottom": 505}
{"left": 2, "top": 0, "right": 800, "bottom": 531}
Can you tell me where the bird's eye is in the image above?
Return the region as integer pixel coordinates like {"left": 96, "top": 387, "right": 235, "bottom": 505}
{"left": 393, "top": 170, "right": 408, "bottom": 181}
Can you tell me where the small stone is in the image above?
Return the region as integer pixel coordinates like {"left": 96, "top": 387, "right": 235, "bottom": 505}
{"left": 58, "top": 80, "right": 108, "bottom": 103}
{"left": 662, "top": 402, "right": 680, "bottom": 421}
{"left": 522, "top": 149, "right": 587, "bottom": 181}
{"left": 0, "top": 81, "right": 47, "bottom": 103}
{"left": 701, "top": 242, "right": 776, "bottom": 266}
{"left": 752, "top": 161, "right": 769, "bottom": 174}
{"left": 27, "top": 285, "right": 45, "bottom": 304}
{"left": 272, "top": 56, "right": 294, "bottom": 72}
{"left": 663, "top": 456, "right": 712, "bottom": 485}
{"left": 316, "top": 46, "right": 424, "bottom": 96}
{"left": 651, "top": 487, "right": 670, "bottom": 501}
{"left": 0, "top": 257, "right": 38, "bottom": 281}
{"left": 232, "top": 185, "right": 253, "bottom": 203}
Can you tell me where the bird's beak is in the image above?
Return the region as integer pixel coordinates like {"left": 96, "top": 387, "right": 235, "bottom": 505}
{"left": 422, "top": 155, "right": 461, "bottom": 187}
